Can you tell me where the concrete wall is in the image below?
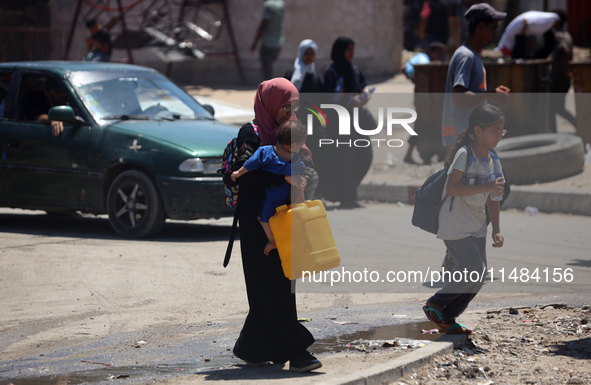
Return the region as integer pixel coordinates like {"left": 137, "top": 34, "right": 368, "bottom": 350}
{"left": 51, "top": 0, "right": 402, "bottom": 86}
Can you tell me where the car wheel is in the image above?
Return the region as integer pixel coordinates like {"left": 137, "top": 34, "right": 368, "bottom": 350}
{"left": 495, "top": 133, "right": 585, "bottom": 185}
{"left": 106, "top": 170, "right": 166, "bottom": 238}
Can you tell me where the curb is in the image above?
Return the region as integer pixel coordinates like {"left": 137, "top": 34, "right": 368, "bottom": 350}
{"left": 318, "top": 334, "right": 467, "bottom": 385}
{"left": 359, "top": 183, "right": 591, "bottom": 216}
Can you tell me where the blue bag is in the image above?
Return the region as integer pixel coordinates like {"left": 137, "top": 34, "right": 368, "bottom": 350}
{"left": 411, "top": 168, "right": 449, "bottom": 234}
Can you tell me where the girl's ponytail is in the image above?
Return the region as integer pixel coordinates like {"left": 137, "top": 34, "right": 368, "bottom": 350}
{"left": 444, "top": 130, "right": 473, "bottom": 169}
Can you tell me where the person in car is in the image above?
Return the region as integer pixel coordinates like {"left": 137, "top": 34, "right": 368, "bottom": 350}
{"left": 22, "top": 78, "right": 67, "bottom": 137}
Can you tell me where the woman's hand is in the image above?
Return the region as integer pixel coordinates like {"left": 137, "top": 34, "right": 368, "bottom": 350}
{"left": 352, "top": 91, "right": 370, "bottom": 107}
{"left": 264, "top": 240, "right": 277, "bottom": 256}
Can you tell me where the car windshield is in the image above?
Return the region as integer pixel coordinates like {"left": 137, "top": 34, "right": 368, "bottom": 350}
{"left": 67, "top": 70, "right": 213, "bottom": 124}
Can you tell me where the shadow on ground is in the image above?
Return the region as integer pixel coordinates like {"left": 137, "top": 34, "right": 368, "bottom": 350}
{"left": 0, "top": 211, "right": 233, "bottom": 242}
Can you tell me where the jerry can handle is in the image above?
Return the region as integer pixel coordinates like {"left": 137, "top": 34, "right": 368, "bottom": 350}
{"left": 275, "top": 204, "right": 289, "bottom": 214}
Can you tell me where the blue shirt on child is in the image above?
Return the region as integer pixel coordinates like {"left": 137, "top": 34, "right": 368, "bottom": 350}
{"left": 243, "top": 145, "right": 306, "bottom": 222}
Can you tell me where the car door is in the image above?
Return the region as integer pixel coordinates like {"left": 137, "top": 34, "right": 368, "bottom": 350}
{"left": 0, "top": 70, "right": 13, "bottom": 206}
{"left": 0, "top": 71, "right": 92, "bottom": 212}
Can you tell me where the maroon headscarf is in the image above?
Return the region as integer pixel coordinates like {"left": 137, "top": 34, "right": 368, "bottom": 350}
{"left": 253, "top": 78, "right": 299, "bottom": 145}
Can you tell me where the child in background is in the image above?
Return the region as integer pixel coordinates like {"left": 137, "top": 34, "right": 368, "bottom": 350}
{"left": 423, "top": 103, "right": 506, "bottom": 335}
{"left": 232, "top": 120, "right": 307, "bottom": 255}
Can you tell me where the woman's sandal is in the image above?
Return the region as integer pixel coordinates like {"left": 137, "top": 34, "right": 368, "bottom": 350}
{"left": 445, "top": 322, "right": 473, "bottom": 335}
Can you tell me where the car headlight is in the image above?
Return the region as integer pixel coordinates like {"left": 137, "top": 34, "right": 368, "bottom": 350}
{"left": 179, "top": 158, "right": 204, "bottom": 172}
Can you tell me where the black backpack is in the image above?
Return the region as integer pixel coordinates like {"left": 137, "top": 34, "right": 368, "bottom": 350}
{"left": 411, "top": 146, "right": 473, "bottom": 234}
{"left": 220, "top": 122, "right": 259, "bottom": 267}
{"left": 217, "top": 122, "right": 259, "bottom": 208}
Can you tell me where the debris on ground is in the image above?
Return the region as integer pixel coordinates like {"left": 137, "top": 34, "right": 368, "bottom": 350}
{"left": 397, "top": 304, "right": 591, "bottom": 385}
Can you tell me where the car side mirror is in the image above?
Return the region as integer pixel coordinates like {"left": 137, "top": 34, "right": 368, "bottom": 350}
{"left": 202, "top": 104, "right": 215, "bottom": 117}
{"left": 48, "top": 106, "right": 76, "bottom": 122}
{"left": 48, "top": 106, "right": 87, "bottom": 126}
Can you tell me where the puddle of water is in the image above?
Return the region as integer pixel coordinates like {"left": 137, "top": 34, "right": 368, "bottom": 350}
{"left": 0, "top": 360, "right": 228, "bottom": 385}
{"left": 0, "top": 322, "right": 440, "bottom": 384}
{"left": 313, "top": 321, "right": 441, "bottom": 354}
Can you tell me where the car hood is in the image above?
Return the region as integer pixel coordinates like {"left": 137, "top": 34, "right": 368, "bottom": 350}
{"left": 106, "top": 119, "right": 239, "bottom": 157}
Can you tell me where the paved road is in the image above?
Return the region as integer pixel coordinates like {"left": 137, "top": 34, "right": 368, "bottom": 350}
{"left": 0, "top": 204, "right": 589, "bottom": 384}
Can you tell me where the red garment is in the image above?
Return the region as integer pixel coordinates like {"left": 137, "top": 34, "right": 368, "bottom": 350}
{"left": 253, "top": 78, "right": 299, "bottom": 145}
{"left": 420, "top": 0, "right": 431, "bottom": 19}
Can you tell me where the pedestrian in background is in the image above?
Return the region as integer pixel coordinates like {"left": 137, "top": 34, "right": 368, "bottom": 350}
{"left": 83, "top": 19, "right": 112, "bottom": 62}
{"left": 402, "top": 41, "right": 446, "bottom": 165}
{"left": 284, "top": 39, "right": 323, "bottom": 93}
{"left": 496, "top": 10, "right": 560, "bottom": 58}
{"left": 441, "top": 3, "right": 510, "bottom": 149}
{"left": 548, "top": 9, "right": 576, "bottom": 133}
{"left": 284, "top": 39, "right": 322, "bottom": 198}
{"left": 418, "top": 0, "right": 450, "bottom": 50}
{"left": 318, "top": 36, "right": 373, "bottom": 208}
{"left": 250, "top": 0, "right": 285, "bottom": 80}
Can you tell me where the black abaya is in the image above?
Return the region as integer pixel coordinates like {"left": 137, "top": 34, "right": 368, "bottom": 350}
{"left": 232, "top": 124, "right": 315, "bottom": 363}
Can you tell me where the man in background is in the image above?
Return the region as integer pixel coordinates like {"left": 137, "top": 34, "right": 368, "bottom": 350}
{"left": 441, "top": 3, "right": 510, "bottom": 148}
{"left": 250, "top": 0, "right": 285, "bottom": 80}
{"left": 548, "top": 9, "right": 576, "bottom": 132}
{"left": 402, "top": 42, "right": 446, "bottom": 164}
{"left": 83, "top": 19, "right": 112, "bottom": 62}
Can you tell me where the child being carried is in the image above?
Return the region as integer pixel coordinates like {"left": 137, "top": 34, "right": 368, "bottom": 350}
{"left": 231, "top": 120, "right": 308, "bottom": 255}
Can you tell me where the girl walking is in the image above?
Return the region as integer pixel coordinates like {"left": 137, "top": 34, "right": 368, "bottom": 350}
{"left": 423, "top": 103, "right": 506, "bottom": 335}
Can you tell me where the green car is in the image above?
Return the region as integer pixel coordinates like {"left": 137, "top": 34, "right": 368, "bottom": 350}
{"left": 0, "top": 61, "right": 238, "bottom": 238}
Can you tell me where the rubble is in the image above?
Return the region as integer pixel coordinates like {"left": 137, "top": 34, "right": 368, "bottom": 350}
{"left": 398, "top": 305, "right": 591, "bottom": 385}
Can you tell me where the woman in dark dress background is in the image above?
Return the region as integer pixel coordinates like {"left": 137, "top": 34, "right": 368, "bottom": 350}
{"left": 318, "top": 36, "right": 374, "bottom": 208}
{"left": 232, "top": 78, "right": 321, "bottom": 373}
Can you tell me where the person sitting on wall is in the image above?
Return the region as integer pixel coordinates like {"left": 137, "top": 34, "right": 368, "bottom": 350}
{"left": 83, "top": 19, "right": 112, "bottom": 62}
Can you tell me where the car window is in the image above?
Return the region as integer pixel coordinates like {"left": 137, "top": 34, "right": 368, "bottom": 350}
{"left": 69, "top": 70, "right": 214, "bottom": 123}
{"left": 18, "top": 75, "right": 70, "bottom": 122}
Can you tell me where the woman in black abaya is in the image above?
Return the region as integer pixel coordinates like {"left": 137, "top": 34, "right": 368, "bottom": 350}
{"left": 232, "top": 78, "right": 321, "bottom": 373}
{"left": 319, "top": 36, "right": 374, "bottom": 208}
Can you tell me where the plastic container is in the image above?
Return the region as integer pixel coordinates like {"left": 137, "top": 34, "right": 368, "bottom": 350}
{"left": 464, "top": 156, "right": 478, "bottom": 185}
{"left": 478, "top": 157, "right": 490, "bottom": 185}
{"left": 490, "top": 154, "right": 504, "bottom": 201}
{"left": 359, "top": 86, "right": 376, "bottom": 101}
{"left": 269, "top": 200, "right": 340, "bottom": 280}
{"left": 335, "top": 76, "right": 344, "bottom": 93}
{"left": 333, "top": 76, "right": 344, "bottom": 102}
{"left": 525, "top": 206, "right": 539, "bottom": 216}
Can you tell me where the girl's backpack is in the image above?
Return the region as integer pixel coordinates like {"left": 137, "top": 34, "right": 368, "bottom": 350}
{"left": 411, "top": 168, "right": 450, "bottom": 234}
{"left": 411, "top": 146, "right": 474, "bottom": 234}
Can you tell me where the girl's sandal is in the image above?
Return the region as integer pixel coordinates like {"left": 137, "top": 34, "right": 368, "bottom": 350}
{"left": 422, "top": 305, "right": 450, "bottom": 331}
{"left": 445, "top": 322, "right": 473, "bottom": 335}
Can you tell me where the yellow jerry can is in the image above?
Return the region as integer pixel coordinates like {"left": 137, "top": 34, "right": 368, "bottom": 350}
{"left": 269, "top": 200, "right": 340, "bottom": 280}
